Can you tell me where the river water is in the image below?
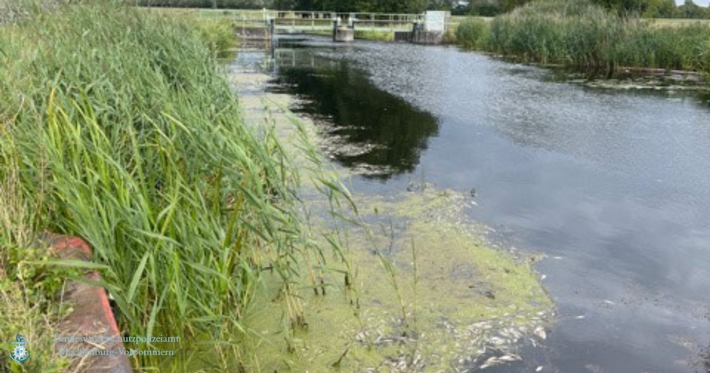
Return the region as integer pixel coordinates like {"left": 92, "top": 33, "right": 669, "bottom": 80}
{"left": 231, "top": 36, "right": 710, "bottom": 372}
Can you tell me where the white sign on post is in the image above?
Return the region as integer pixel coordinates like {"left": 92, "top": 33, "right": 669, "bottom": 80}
{"left": 424, "top": 11, "right": 448, "bottom": 32}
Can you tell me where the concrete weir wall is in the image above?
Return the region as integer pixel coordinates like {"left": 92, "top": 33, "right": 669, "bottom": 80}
{"left": 394, "top": 31, "right": 411, "bottom": 42}
{"left": 235, "top": 27, "right": 272, "bottom": 41}
{"left": 334, "top": 28, "right": 354, "bottom": 42}
{"left": 411, "top": 30, "right": 444, "bottom": 45}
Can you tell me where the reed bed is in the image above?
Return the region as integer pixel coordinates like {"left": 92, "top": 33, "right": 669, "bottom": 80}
{"left": 0, "top": 1, "right": 340, "bottom": 370}
{"left": 456, "top": 0, "right": 710, "bottom": 77}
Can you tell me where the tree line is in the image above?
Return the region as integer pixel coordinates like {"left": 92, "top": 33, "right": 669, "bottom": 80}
{"left": 135, "top": 0, "right": 437, "bottom": 12}
{"left": 468, "top": 0, "right": 710, "bottom": 18}
{"left": 135, "top": 0, "right": 710, "bottom": 19}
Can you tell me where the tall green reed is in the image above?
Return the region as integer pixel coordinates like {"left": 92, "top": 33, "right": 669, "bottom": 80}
{"left": 0, "top": 1, "right": 339, "bottom": 369}
{"left": 456, "top": 0, "right": 710, "bottom": 77}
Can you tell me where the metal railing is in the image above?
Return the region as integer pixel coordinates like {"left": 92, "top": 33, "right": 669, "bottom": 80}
{"left": 227, "top": 9, "right": 455, "bottom": 33}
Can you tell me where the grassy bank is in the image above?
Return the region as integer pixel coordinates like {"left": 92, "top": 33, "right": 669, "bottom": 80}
{"left": 0, "top": 1, "right": 342, "bottom": 371}
{"left": 456, "top": 0, "right": 710, "bottom": 77}
{"left": 300, "top": 29, "right": 396, "bottom": 41}
{"left": 355, "top": 29, "right": 395, "bottom": 41}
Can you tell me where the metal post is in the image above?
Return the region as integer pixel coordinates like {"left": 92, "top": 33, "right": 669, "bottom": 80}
{"left": 333, "top": 19, "right": 337, "bottom": 42}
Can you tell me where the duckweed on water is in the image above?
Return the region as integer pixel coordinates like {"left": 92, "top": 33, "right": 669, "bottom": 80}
{"left": 238, "top": 187, "right": 554, "bottom": 372}
{"left": 232, "top": 72, "right": 555, "bottom": 372}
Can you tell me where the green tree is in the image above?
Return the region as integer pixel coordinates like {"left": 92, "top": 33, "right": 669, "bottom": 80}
{"left": 642, "top": 0, "right": 677, "bottom": 17}
{"left": 467, "top": 0, "right": 502, "bottom": 15}
{"left": 677, "top": 0, "right": 710, "bottom": 18}
{"left": 498, "top": 0, "right": 530, "bottom": 12}
{"left": 593, "top": 0, "right": 648, "bottom": 14}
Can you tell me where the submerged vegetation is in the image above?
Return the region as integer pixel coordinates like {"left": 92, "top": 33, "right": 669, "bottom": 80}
{"left": 456, "top": 0, "right": 710, "bottom": 78}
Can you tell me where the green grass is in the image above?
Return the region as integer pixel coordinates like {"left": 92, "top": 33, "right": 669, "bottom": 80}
{"left": 455, "top": 0, "right": 710, "bottom": 77}
{"left": 650, "top": 18, "right": 710, "bottom": 27}
{"left": 299, "top": 29, "right": 395, "bottom": 41}
{"left": 0, "top": 1, "right": 346, "bottom": 370}
{"left": 0, "top": 162, "right": 75, "bottom": 373}
{"left": 189, "top": 15, "right": 240, "bottom": 56}
{"left": 354, "top": 29, "right": 394, "bottom": 41}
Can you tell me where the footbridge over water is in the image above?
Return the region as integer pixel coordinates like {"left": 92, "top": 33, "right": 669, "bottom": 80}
{"left": 232, "top": 10, "right": 452, "bottom": 44}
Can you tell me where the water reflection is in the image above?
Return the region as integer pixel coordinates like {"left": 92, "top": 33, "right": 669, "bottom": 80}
{"left": 701, "top": 344, "right": 710, "bottom": 373}
{"left": 699, "top": 91, "right": 710, "bottom": 108}
{"left": 268, "top": 48, "right": 439, "bottom": 179}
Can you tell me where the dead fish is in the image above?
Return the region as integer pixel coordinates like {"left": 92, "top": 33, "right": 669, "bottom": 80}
{"left": 498, "top": 355, "right": 519, "bottom": 362}
{"left": 534, "top": 326, "right": 547, "bottom": 340}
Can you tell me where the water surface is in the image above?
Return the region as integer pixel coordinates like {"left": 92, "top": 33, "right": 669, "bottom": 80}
{"left": 233, "top": 36, "right": 710, "bottom": 372}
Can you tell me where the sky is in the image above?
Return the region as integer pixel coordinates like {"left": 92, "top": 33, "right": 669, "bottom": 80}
{"left": 676, "top": 0, "right": 710, "bottom": 6}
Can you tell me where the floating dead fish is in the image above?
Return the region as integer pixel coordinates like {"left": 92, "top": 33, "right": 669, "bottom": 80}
{"left": 534, "top": 326, "right": 547, "bottom": 340}
{"left": 498, "top": 354, "right": 520, "bottom": 362}
{"left": 536, "top": 366, "right": 544, "bottom": 372}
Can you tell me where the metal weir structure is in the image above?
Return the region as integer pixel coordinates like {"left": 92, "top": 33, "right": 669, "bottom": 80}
{"left": 226, "top": 9, "right": 451, "bottom": 44}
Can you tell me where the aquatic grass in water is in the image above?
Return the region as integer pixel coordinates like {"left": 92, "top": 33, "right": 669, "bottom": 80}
{"left": 0, "top": 1, "right": 348, "bottom": 370}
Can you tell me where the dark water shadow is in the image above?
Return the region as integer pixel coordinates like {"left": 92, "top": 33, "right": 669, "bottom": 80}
{"left": 268, "top": 58, "right": 439, "bottom": 180}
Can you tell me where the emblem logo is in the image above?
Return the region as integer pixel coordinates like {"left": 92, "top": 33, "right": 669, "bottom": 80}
{"left": 10, "top": 333, "right": 30, "bottom": 363}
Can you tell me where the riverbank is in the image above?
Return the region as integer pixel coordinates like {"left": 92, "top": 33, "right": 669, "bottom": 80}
{"left": 0, "top": 2, "right": 328, "bottom": 371}
{"left": 455, "top": 0, "right": 710, "bottom": 79}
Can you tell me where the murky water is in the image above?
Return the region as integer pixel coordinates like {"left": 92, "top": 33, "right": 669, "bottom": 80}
{"left": 231, "top": 36, "right": 710, "bottom": 372}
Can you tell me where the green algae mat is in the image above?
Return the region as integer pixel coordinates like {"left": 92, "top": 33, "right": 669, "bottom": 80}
{"left": 231, "top": 73, "right": 554, "bottom": 372}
